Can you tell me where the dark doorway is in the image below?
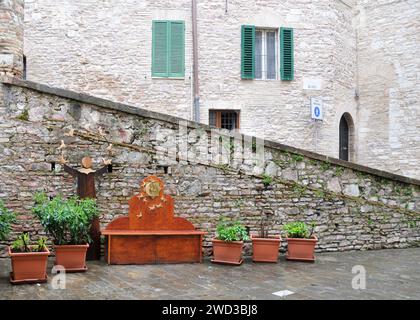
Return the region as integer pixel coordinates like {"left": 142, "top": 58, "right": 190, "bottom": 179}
{"left": 339, "top": 115, "right": 349, "bottom": 161}
{"left": 23, "top": 55, "right": 27, "bottom": 80}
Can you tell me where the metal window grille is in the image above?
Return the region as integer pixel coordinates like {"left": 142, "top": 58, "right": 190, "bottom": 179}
{"left": 209, "top": 110, "right": 240, "bottom": 130}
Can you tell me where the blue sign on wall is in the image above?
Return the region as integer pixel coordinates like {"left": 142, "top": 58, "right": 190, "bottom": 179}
{"left": 311, "top": 98, "right": 323, "bottom": 120}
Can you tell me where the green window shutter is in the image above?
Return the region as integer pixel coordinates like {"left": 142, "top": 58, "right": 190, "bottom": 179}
{"left": 168, "top": 21, "right": 185, "bottom": 77}
{"left": 152, "top": 21, "right": 169, "bottom": 77}
{"left": 241, "top": 25, "right": 255, "bottom": 79}
{"left": 280, "top": 27, "right": 294, "bottom": 81}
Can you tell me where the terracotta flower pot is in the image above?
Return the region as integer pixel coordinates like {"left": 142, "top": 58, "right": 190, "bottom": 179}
{"left": 286, "top": 236, "right": 318, "bottom": 262}
{"left": 54, "top": 244, "right": 89, "bottom": 272}
{"left": 211, "top": 239, "right": 243, "bottom": 265}
{"left": 251, "top": 235, "right": 281, "bottom": 263}
{"left": 8, "top": 246, "right": 50, "bottom": 284}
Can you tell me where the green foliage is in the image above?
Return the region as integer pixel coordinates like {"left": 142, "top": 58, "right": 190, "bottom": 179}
{"left": 216, "top": 219, "right": 249, "bottom": 242}
{"left": 11, "top": 233, "right": 31, "bottom": 252}
{"left": 0, "top": 201, "right": 15, "bottom": 241}
{"left": 215, "top": 163, "right": 230, "bottom": 173}
{"left": 33, "top": 192, "right": 98, "bottom": 245}
{"left": 283, "top": 221, "right": 315, "bottom": 239}
{"left": 261, "top": 174, "right": 273, "bottom": 187}
{"left": 309, "top": 159, "right": 318, "bottom": 166}
{"left": 394, "top": 184, "right": 403, "bottom": 195}
{"left": 356, "top": 171, "right": 366, "bottom": 180}
{"left": 293, "top": 184, "right": 307, "bottom": 197}
{"left": 36, "top": 237, "right": 48, "bottom": 252}
{"left": 222, "top": 138, "right": 235, "bottom": 154}
{"left": 251, "top": 140, "right": 257, "bottom": 153}
{"left": 137, "top": 126, "right": 149, "bottom": 137}
{"left": 11, "top": 233, "right": 48, "bottom": 253}
{"left": 233, "top": 198, "right": 244, "bottom": 208}
{"left": 273, "top": 159, "right": 286, "bottom": 169}
{"left": 402, "top": 216, "right": 419, "bottom": 229}
{"left": 291, "top": 154, "right": 304, "bottom": 163}
{"left": 394, "top": 184, "right": 413, "bottom": 197}
{"left": 320, "top": 161, "right": 331, "bottom": 172}
{"left": 16, "top": 109, "right": 29, "bottom": 121}
{"left": 334, "top": 166, "right": 345, "bottom": 177}
{"left": 402, "top": 188, "right": 413, "bottom": 197}
{"left": 380, "top": 178, "right": 390, "bottom": 186}
{"left": 313, "top": 189, "right": 325, "bottom": 198}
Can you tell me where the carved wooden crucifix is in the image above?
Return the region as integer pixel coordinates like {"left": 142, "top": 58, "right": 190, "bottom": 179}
{"left": 60, "top": 156, "right": 111, "bottom": 260}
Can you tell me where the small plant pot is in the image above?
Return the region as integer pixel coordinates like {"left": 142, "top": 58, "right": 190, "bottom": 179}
{"left": 8, "top": 247, "right": 50, "bottom": 284}
{"left": 251, "top": 235, "right": 281, "bottom": 263}
{"left": 54, "top": 244, "right": 89, "bottom": 272}
{"left": 286, "top": 236, "right": 318, "bottom": 262}
{"left": 211, "top": 239, "right": 243, "bottom": 265}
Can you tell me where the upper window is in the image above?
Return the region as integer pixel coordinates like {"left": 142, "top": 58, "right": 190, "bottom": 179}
{"left": 241, "top": 25, "right": 294, "bottom": 81}
{"left": 152, "top": 20, "right": 185, "bottom": 78}
{"left": 255, "top": 29, "right": 278, "bottom": 80}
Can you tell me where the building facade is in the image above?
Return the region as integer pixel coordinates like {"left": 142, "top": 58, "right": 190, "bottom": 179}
{"left": 11, "top": 0, "right": 420, "bottom": 179}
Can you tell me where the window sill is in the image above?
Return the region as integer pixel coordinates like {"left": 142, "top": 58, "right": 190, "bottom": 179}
{"left": 242, "top": 78, "right": 294, "bottom": 82}
{"left": 254, "top": 78, "right": 279, "bottom": 82}
{"left": 151, "top": 77, "right": 185, "bottom": 80}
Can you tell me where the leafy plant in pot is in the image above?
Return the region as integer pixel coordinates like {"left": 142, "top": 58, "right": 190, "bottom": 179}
{"left": 8, "top": 233, "right": 50, "bottom": 284}
{"left": 33, "top": 192, "right": 98, "bottom": 272}
{"left": 283, "top": 221, "right": 317, "bottom": 262}
{"left": 212, "top": 219, "right": 249, "bottom": 265}
{"left": 0, "top": 200, "right": 15, "bottom": 242}
{"left": 251, "top": 215, "right": 281, "bottom": 263}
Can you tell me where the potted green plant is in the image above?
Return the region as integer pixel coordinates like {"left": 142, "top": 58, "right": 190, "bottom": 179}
{"left": 0, "top": 200, "right": 15, "bottom": 241}
{"left": 9, "top": 233, "right": 50, "bottom": 284}
{"left": 251, "top": 215, "right": 281, "bottom": 263}
{"left": 212, "top": 219, "right": 249, "bottom": 265}
{"left": 283, "top": 221, "right": 317, "bottom": 262}
{"left": 33, "top": 192, "right": 98, "bottom": 272}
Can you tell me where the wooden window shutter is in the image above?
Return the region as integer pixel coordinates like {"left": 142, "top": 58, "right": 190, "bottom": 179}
{"left": 241, "top": 25, "right": 255, "bottom": 79}
{"left": 168, "top": 21, "right": 185, "bottom": 77}
{"left": 280, "top": 27, "right": 294, "bottom": 81}
{"left": 152, "top": 21, "right": 169, "bottom": 77}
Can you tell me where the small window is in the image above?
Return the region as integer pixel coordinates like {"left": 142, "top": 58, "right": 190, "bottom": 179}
{"left": 255, "top": 29, "right": 278, "bottom": 80}
{"left": 209, "top": 110, "right": 240, "bottom": 130}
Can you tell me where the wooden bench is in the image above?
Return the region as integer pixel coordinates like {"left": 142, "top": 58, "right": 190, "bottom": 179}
{"left": 101, "top": 176, "right": 206, "bottom": 264}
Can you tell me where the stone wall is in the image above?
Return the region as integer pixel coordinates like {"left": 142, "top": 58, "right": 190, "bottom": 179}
{"left": 355, "top": 0, "right": 420, "bottom": 179}
{"left": 0, "top": 78, "right": 419, "bottom": 257}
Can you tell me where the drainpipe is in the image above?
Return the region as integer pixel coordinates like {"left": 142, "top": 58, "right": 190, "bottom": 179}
{"left": 192, "top": 0, "right": 200, "bottom": 122}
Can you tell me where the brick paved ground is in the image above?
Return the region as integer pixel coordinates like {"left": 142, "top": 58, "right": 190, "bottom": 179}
{"left": 0, "top": 248, "right": 419, "bottom": 300}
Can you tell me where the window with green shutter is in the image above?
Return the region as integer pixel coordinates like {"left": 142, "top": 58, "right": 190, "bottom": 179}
{"left": 280, "top": 27, "right": 294, "bottom": 81}
{"left": 241, "top": 25, "right": 255, "bottom": 79}
{"left": 152, "top": 20, "right": 185, "bottom": 78}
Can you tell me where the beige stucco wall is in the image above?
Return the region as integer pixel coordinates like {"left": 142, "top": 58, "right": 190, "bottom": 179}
{"left": 198, "top": 0, "right": 357, "bottom": 161}
{"left": 23, "top": 0, "right": 194, "bottom": 119}
{"left": 355, "top": 0, "right": 420, "bottom": 179}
